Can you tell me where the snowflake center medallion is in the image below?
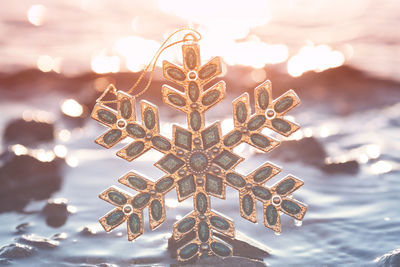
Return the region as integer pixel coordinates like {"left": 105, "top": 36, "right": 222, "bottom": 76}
{"left": 187, "top": 150, "right": 210, "bottom": 174}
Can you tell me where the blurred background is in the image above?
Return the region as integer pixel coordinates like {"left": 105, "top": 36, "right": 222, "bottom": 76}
{"left": 0, "top": 0, "right": 400, "bottom": 266}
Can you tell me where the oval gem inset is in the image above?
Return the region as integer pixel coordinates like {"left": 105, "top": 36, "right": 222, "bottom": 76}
{"left": 179, "top": 243, "right": 199, "bottom": 260}
{"left": 132, "top": 193, "right": 150, "bottom": 209}
{"left": 226, "top": 173, "right": 246, "bottom": 188}
{"left": 276, "top": 179, "right": 295, "bottom": 195}
{"left": 201, "top": 90, "right": 220, "bottom": 106}
{"left": 128, "top": 175, "right": 147, "bottom": 190}
{"left": 143, "top": 108, "right": 156, "bottom": 130}
{"left": 211, "top": 242, "right": 231, "bottom": 257}
{"left": 252, "top": 186, "right": 272, "bottom": 201}
{"left": 128, "top": 213, "right": 141, "bottom": 234}
{"left": 274, "top": 96, "right": 293, "bottom": 113}
{"left": 106, "top": 210, "right": 124, "bottom": 226}
{"left": 281, "top": 200, "right": 301, "bottom": 215}
{"left": 97, "top": 110, "right": 117, "bottom": 124}
{"left": 185, "top": 48, "right": 197, "bottom": 70}
{"left": 199, "top": 64, "right": 217, "bottom": 79}
{"left": 190, "top": 110, "right": 201, "bottom": 131}
{"left": 223, "top": 131, "right": 242, "bottom": 147}
{"left": 126, "top": 124, "right": 145, "bottom": 138}
{"left": 155, "top": 177, "right": 174, "bottom": 193}
{"left": 177, "top": 217, "right": 196, "bottom": 233}
{"left": 107, "top": 190, "right": 127, "bottom": 205}
{"left": 103, "top": 129, "right": 122, "bottom": 145}
{"left": 167, "top": 94, "right": 186, "bottom": 107}
{"left": 265, "top": 205, "right": 277, "bottom": 225}
{"left": 196, "top": 193, "right": 208, "bottom": 214}
{"left": 210, "top": 216, "right": 230, "bottom": 231}
{"left": 242, "top": 194, "right": 254, "bottom": 216}
{"left": 167, "top": 67, "right": 186, "bottom": 81}
{"left": 125, "top": 141, "right": 145, "bottom": 158}
{"left": 247, "top": 115, "right": 266, "bottom": 131}
{"left": 253, "top": 166, "right": 272, "bottom": 183}
{"left": 235, "top": 101, "right": 247, "bottom": 123}
{"left": 188, "top": 82, "right": 200, "bottom": 102}
{"left": 198, "top": 221, "right": 210, "bottom": 242}
{"left": 257, "top": 89, "right": 269, "bottom": 110}
{"left": 120, "top": 98, "right": 132, "bottom": 119}
{"left": 271, "top": 118, "right": 291, "bottom": 133}
{"left": 150, "top": 200, "right": 162, "bottom": 221}
{"left": 151, "top": 136, "right": 171, "bottom": 151}
{"left": 250, "top": 133, "right": 270, "bottom": 148}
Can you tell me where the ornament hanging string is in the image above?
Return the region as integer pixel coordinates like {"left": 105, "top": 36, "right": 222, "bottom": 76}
{"left": 98, "top": 28, "right": 201, "bottom": 104}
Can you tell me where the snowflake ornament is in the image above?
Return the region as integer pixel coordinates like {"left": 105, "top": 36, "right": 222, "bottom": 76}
{"left": 91, "top": 37, "right": 307, "bottom": 261}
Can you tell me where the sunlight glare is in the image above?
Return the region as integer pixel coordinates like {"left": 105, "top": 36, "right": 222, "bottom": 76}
{"left": 61, "top": 99, "right": 83, "bottom": 117}
{"left": 91, "top": 53, "right": 120, "bottom": 74}
{"left": 27, "top": 5, "right": 46, "bottom": 26}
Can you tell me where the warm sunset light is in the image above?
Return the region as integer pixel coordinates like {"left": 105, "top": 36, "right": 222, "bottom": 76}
{"left": 61, "top": 99, "right": 84, "bottom": 117}
{"left": 27, "top": 4, "right": 46, "bottom": 26}
{"left": 91, "top": 54, "right": 120, "bottom": 74}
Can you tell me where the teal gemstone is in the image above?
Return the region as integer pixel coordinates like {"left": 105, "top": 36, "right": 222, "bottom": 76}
{"left": 274, "top": 96, "right": 293, "bottom": 113}
{"left": 276, "top": 178, "right": 295, "bottom": 195}
{"left": 190, "top": 110, "right": 202, "bottom": 131}
{"left": 257, "top": 88, "right": 269, "bottom": 110}
{"left": 125, "top": 141, "right": 145, "bottom": 158}
{"left": 201, "top": 90, "right": 220, "bottom": 106}
{"left": 177, "top": 217, "right": 196, "bottom": 233}
{"left": 199, "top": 63, "right": 217, "bottom": 80}
{"left": 247, "top": 115, "right": 266, "bottom": 131}
{"left": 107, "top": 190, "right": 127, "bottom": 205}
{"left": 201, "top": 124, "right": 220, "bottom": 150}
{"left": 155, "top": 177, "right": 174, "bottom": 193}
{"left": 150, "top": 199, "right": 163, "bottom": 221}
{"left": 143, "top": 108, "right": 156, "bottom": 130}
{"left": 271, "top": 118, "right": 291, "bottom": 133}
{"left": 174, "top": 127, "right": 192, "bottom": 150}
{"left": 213, "top": 150, "right": 240, "bottom": 170}
{"left": 120, "top": 98, "right": 132, "bottom": 119}
{"left": 242, "top": 194, "right": 254, "bottom": 216}
{"left": 198, "top": 221, "right": 210, "bottom": 242}
{"left": 205, "top": 174, "right": 223, "bottom": 196}
{"left": 97, "top": 109, "right": 117, "bottom": 124}
{"left": 103, "top": 129, "right": 122, "bottom": 145}
{"left": 281, "top": 200, "right": 301, "bottom": 215}
{"left": 188, "top": 82, "right": 199, "bottom": 102}
{"left": 226, "top": 173, "right": 246, "bottom": 188}
{"left": 189, "top": 152, "right": 209, "bottom": 173}
{"left": 250, "top": 133, "right": 270, "bottom": 148}
{"left": 151, "top": 136, "right": 171, "bottom": 151}
{"left": 210, "top": 242, "right": 231, "bottom": 257}
{"left": 128, "top": 175, "right": 147, "bottom": 190}
{"left": 179, "top": 243, "right": 199, "bottom": 260}
{"left": 167, "top": 67, "right": 186, "bottom": 81}
{"left": 177, "top": 175, "right": 195, "bottom": 198}
{"left": 253, "top": 166, "right": 272, "bottom": 183}
{"left": 106, "top": 210, "right": 124, "bottom": 226}
{"left": 168, "top": 94, "right": 186, "bottom": 107}
{"left": 265, "top": 205, "right": 277, "bottom": 226}
{"left": 132, "top": 193, "right": 150, "bottom": 209}
{"left": 223, "top": 131, "right": 242, "bottom": 147}
{"left": 126, "top": 124, "right": 145, "bottom": 138}
{"left": 252, "top": 186, "right": 271, "bottom": 201}
{"left": 196, "top": 192, "right": 208, "bottom": 214}
{"left": 185, "top": 48, "right": 197, "bottom": 70}
{"left": 128, "top": 213, "right": 141, "bottom": 234}
{"left": 156, "top": 154, "right": 185, "bottom": 174}
{"left": 210, "top": 216, "right": 230, "bottom": 231}
{"left": 235, "top": 101, "right": 247, "bottom": 123}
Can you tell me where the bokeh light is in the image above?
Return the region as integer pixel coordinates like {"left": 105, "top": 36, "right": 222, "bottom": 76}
{"left": 27, "top": 4, "right": 46, "bottom": 26}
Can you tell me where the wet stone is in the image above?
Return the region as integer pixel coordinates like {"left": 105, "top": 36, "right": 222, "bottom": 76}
{"left": 19, "top": 234, "right": 60, "bottom": 249}
{"left": 42, "top": 198, "right": 70, "bottom": 228}
{"left": 281, "top": 200, "right": 301, "bottom": 215}
{"left": 188, "top": 82, "right": 200, "bottom": 102}
{"left": 175, "top": 128, "right": 192, "bottom": 150}
{"left": 128, "top": 213, "right": 141, "bottom": 234}
{"left": 205, "top": 174, "right": 223, "bottom": 196}
{"left": 252, "top": 186, "right": 271, "bottom": 201}
{"left": 198, "top": 221, "right": 210, "bottom": 242}
{"left": 97, "top": 109, "right": 117, "bottom": 125}
{"left": 226, "top": 173, "right": 246, "bottom": 188}
{"left": 103, "top": 129, "right": 122, "bottom": 145}
{"left": 126, "top": 124, "right": 145, "bottom": 138}
{"left": 177, "top": 217, "right": 196, "bottom": 233}
{"left": 274, "top": 96, "right": 293, "bottom": 113}
{"left": 223, "top": 131, "right": 242, "bottom": 147}
{"left": 276, "top": 179, "right": 295, "bottom": 195}
{"left": 247, "top": 115, "right": 266, "bottom": 131}
{"left": 196, "top": 193, "right": 208, "bottom": 214}
{"left": 0, "top": 243, "right": 36, "bottom": 259}
{"left": 199, "top": 63, "right": 217, "bottom": 79}
{"left": 151, "top": 136, "right": 171, "bottom": 151}
{"left": 210, "top": 216, "right": 230, "bottom": 231}
{"left": 242, "top": 194, "right": 254, "bottom": 216}
{"left": 168, "top": 94, "right": 186, "bottom": 107}
{"left": 257, "top": 88, "right": 269, "bottom": 109}
{"left": 178, "top": 175, "right": 195, "bottom": 198}
{"left": 201, "top": 124, "right": 220, "bottom": 149}
{"left": 167, "top": 67, "right": 186, "bottom": 81}
{"left": 210, "top": 242, "right": 231, "bottom": 257}
{"left": 120, "top": 98, "right": 132, "bottom": 119}
{"left": 132, "top": 193, "right": 150, "bottom": 209}
{"left": 189, "top": 152, "right": 209, "bottom": 173}
{"left": 150, "top": 200, "right": 162, "bottom": 221}
{"left": 128, "top": 175, "right": 147, "bottom": 190}
{"left": 155, "top": 177, "right": 174, "bottom": 193}
{"left": 185, "top": 48, "right": 197, "bottom": 70}
{"left": 106, "top": 210, "right": 124, "bottom": 226}
{"left": 271, "top": 118, "right": 291, "bottom": 133}
{"left": 156, "top": 154, "right": 185, "bottom": 174}
{"left": 235, "top": 101, "right": 247, "bottom": 123}
{"left": 179, "top": 243, "right": 199, "bottom": 260}
{"left": 250, "top": 133, "right": 270, "bottom": 148}
{"left": 253, "top": 166, "right": 272, "bottom": 183}
{"left": 201, "top": 90, "right": 220, "bottom": 106}
{"left": 190, "top": 110, "right": 202, "bottom": 131}
{"left": 143, "top": 108, "right": 156, "bottom": 130}
{"left": 213, "top": 150, "right": 240, "bottom": 170}
{"left": 126, "top": 141, "right": 145, "bottom": 158}
{"left": 265, "top": 205, "right": 278, "bottom": 226}
{"left": 107, "top": 191, "right": 127, "bottom": 205}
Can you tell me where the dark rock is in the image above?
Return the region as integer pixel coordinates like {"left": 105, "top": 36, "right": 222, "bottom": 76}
{"left": 15, "top": 223, "right": 31, "bottom": 234}
{"left": 375, "top": 248, "right": 400, "bottom": 267}
{"left": 3, "top": 118, "right": 54, "bottom": 146}
{"left": 0, "top": 243, "right": 36, "bottom": 259}
{"left": 50, "top": 233, "right": 68, "bottom": 241}
{"left": 176, "top": 256, "right": 266, "bottom": 267}
{"left": 17, "top": 234, "right": 59, "bottom": 249}
{"left": 79, "top": 226, "right": 97, "bottom": 236}
{"left": 0, "top": 152, "right": 63, "bottom": 212}
{"left": 42, "top": 198, "right": 70, "bottom": 227}
{"left": 321, "top": 160, "right": 359, "bottom": 174}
